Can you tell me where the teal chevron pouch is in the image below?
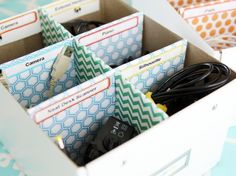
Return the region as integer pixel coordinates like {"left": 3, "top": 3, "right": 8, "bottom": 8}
{"left": 27, "top": 70, "right": 168, "bottom": 164}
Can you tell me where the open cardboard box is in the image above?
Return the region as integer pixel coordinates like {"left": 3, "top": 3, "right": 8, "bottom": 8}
{"left": 1, "top": 0, "right": 236, "bottom": 176}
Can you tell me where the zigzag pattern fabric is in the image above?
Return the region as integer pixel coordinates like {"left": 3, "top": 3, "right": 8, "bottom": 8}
{"left": 38, "top": 8, "right": 73, "bottom": 46}
{"left": 73, "top": 40, "right": 111, "bottom": 83}
{"left": 114, "top": 72, "right": 169, "bottom": 133}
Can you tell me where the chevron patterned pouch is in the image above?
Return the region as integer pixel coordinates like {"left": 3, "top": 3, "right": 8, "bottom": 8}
{"left": 27, "top": 70, "right": 168, "bottom": 165}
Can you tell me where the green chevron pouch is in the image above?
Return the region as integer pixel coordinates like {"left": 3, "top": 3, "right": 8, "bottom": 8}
{"left": 27, "top": 70, "right": 168, "bottom": 164}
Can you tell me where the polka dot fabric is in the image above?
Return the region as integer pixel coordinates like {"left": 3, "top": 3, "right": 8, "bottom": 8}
{"left": 172, "top": 0, "right": 236, "bottom": 50}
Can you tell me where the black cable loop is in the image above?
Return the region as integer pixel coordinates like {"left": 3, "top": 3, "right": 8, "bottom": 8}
{"left": 151, "top": 62, "right": 231, "bottom": 115}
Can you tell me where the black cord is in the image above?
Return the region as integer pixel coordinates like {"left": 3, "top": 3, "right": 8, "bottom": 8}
{"left": 63, "top": 20, "right": 104, "bottom": 35}
{"left": 151, "top": 62, "right": 231, "bottom": 115}
{"left": 109, "top": 56, "right": 134, "bottom": 68}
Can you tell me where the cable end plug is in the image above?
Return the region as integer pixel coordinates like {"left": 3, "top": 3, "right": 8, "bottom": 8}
{"left": 145, "top": 91, "right": 167, "bottom": 112}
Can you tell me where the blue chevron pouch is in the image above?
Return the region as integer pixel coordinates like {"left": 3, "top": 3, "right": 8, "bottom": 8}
{"left": 27, "top": 70, "right": 168, "bottom": 164}
{"left": 0, "top": 38, "right": 110, "bottom": 109}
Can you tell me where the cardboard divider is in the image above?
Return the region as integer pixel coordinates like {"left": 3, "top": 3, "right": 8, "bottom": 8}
{"left": 38, "top": 8, "right": 73, "bottom": 46}
{"left": 0, "top": 37, "right": 111, "bottom": 109}
{"left": 118, "top": 40, "right": 188, "bottom": 93}
{"left": 27, "top": 70, "right": 168, "bottom": 165}
{"left": 39, "top": 2, "right": 145, "bottom": 67}
{"left": 73, "top": 12, "right": 144, "bottom": 68}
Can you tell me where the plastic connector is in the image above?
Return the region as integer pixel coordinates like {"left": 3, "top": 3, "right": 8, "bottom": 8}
{"left": 55, "top": 136, "right": 68, "bottom": 156}
{"left": 145, "top": 91, "right": 167, "bottom": 112}
{"left": 49, "top": 46, "right": 73, "bottom": 97}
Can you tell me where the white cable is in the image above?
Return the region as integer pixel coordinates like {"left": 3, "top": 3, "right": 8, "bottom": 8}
{"left": 49, "top": 46, "right": 74, "bottom": 97}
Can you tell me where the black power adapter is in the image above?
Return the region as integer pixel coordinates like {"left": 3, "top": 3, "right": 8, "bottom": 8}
{"left": 83, "top": 116, "right": 137, "bottom": 164}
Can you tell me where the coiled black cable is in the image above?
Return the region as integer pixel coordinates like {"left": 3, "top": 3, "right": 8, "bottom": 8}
{"left": 151, "top": 62, "right": 231, "bottom": 115}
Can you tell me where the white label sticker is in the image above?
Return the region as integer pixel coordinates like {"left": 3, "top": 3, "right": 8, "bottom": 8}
{"left": 45, "top": 0, "right": 100, "bottom": 23}
{"left": 33, "top": 78, "right": 110, "bottom": 123}
{"left": 121, "top": 44, "right": 185, "bottom": 79}
{"left": 4, "top": 47, "right": 63, "bottom": 77}
{"left": 182, "top": 1, "right": 236, "bottom": 19}
{"left": 0, "top": 11, "right": 38, "bottom": 35}
{"left": 78, "top": 16, "right": 139, "bottom": 46}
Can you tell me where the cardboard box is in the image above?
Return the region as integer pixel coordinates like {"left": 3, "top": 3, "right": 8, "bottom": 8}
{"left": 0, "top": 0, "right": 236, "bottom": 176}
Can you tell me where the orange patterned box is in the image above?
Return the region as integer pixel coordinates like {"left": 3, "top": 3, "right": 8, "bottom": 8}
{"left": 179, "top": 0, "right": 236, "bottom": 50}
{"left": 168, "top": 0, "right": 213, "bottom": 10}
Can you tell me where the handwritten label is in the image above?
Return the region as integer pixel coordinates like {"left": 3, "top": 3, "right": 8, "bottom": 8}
{"left": 34, "top": 78, "right": 110, "bottom": 124}
{"left": 0, "top": 11, "right": 37, "bottom": 35}
{"left": 182, "top": 1, "right": 236, "bottom": 19}
{"left": 78, "top": 16, "right": 139, "bottom": 46}
{"left": 45, "top": 0, "right": 99, "bottom": 20}
{"left": 121, "top": 44, "right": 184, "bottom": 79}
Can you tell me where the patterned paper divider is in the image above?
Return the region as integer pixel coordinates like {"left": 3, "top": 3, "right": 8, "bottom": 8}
{"left": 74, "top": 12, "right": 144, "bottom": 66}
{"left": 118, "top": 39, "right": 188, "bottom": 93}
{"left": 27, "top": 69, "right": 168, "bottom": 163}
{"left": 73, "top": 39, "right": 111, "bottom": 84}
{"left": 77, "top": 38, "right": 188, "bottom": 95}
{"left": 0, "top": 31, "right": 116, "bottom": 108}
{"left": 38, "top": 8, "right": 73, "bottom": 46}
{"left": 0, "top": 39, "right": 78, "bottom": 108}
{"left": 27, "top": 71, "right": 116, "bottom": 164}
